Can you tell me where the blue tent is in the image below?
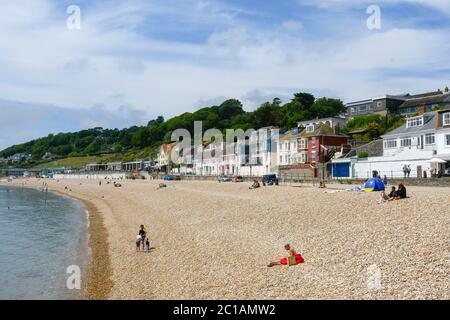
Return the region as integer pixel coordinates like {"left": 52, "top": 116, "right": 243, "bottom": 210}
{"left": 364, "top": 178, "right": 385, "bottom": 193}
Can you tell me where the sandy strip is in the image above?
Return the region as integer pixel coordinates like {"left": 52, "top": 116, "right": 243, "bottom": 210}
{"left": 77, "top": 196, "right": 113, "bottom": 300}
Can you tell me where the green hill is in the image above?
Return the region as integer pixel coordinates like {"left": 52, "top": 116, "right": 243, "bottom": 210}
{"left": 0, "top": 93, "right": 346, "bottom": 168}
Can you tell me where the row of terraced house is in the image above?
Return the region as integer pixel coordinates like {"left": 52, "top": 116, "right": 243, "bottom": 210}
{"left": 157, "top": 88, "right": 450, "bottom": 179}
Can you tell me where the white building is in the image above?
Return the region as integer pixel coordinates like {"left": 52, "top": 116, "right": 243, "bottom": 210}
{"left": 157, "top": 142, "right": 177, "bottom": 173}
{"left": 238, "top": 127, "right": 279, "bottom": 176}
{"left": 331, "top": 109, "right": 450, "bottom": 179}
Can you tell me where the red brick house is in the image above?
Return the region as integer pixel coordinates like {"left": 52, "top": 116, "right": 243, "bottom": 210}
{"left": 278, "top": 117, "right": 350, "bottom": 178}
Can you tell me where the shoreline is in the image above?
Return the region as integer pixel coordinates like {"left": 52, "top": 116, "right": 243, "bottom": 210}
{"left": 45, "top": 189, "right": 114, "bottom": 300}
{"left": 0, "top": 181, "right": 113, "bottom": 300}
{"left": 76, "top": 195, "right": 113, "bottom": 300}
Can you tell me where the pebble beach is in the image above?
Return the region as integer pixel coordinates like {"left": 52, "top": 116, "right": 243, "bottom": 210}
{"left": 2, "top": 178, "right": 449, "bottom": 300}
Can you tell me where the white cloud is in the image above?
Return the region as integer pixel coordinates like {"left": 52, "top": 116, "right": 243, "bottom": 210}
{"left": 299, "top": 0, "right": 450, "bottom": 14}
{"left": 0, "top": 0, "right": 449, "bottom": 151}
{"left": 0, "top": 99, "right": 151, "bottom": 149}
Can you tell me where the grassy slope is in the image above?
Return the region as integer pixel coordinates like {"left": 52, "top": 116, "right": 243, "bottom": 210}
{"left": 32, "top": 148, "right": 154, "bottom": 169}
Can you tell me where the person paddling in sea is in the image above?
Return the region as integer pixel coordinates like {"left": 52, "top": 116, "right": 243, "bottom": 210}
{"left": 267, "top": 244, "right": 305, "bottom": 267}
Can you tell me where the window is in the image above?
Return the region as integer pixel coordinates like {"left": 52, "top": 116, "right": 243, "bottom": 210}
{"left": 446, "top": 135, "right": 450, "bottom": 146}
{"left": 299, "top": 153, "right": 308, "bottom": 163}
{"left": 443, "top": 112, "right": 450, "bottom": 126}
{"left": 280, "top": 156, "right": 283, "bottom": 164}
{"left": 306, "top": 125, "right": 315, "bottom": 133}
{"left": 384, "top": 139, "right": 397, "bottom": 149}
{"left": 425, "top": 133, "right": 435, "bottom": 145}
{"left": 400, "top": 137, "right": 412, "bottom": 147}
{"left": 358, "top": 105, "right": 367, "bottom": 112}
{"left": 406, "top": 116, "right": 424, "bottom": 128}
{"left": 299, "top": 139, "right": 307, "bottom": 149}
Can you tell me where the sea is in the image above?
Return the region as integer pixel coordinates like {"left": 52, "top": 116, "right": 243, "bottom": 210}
{"left": 0, "top": 184, "right": 90, "bottom": 300}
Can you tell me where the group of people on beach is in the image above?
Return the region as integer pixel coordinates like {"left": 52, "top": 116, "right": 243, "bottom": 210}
{"left": 378, "top": 183, "right": 407, "bottom": 203}
{"left": 135, "top": 224, "right": 151, "bottom": 252}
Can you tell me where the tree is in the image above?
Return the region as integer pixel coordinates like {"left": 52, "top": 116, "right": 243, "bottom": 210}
{"left": 292, "top": 93, "right": 315, "bottom": 110}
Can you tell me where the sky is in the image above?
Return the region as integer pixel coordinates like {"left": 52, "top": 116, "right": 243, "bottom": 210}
{"left": 0, "top": 0, "right": 449, "bottom": 150}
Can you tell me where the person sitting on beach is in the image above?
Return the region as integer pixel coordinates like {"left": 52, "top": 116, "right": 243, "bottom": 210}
{"left": 135, "top": 235, "right": 142, "bottom": 252}
{"left": 157, "top": 183, "right": 167, "bottom": 190}
{"left": 267, "top": 244, "right": 305, "bottom": 267}
{"left": 249, "top": 180, "right": 260, "bottom": 190}
{"left": 389, "top": 183, "right": 407, "bottom": 201}
{"left": 377, "top": 190, "right": 389, "bottom": 204}
{"left": 388, "top": 186, "right": 397, "bottom": 199}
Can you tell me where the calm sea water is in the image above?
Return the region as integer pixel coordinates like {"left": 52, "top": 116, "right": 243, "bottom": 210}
{"left": 0, "top": 185, "right": 89, "bottom": 300}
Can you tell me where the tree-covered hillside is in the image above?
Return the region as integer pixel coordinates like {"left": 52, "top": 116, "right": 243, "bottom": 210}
{"left": 342, "top": 114, "right": 405, "bottom": 141}
{"left": 0, "top": 93, "right": 345, "bottom": 163}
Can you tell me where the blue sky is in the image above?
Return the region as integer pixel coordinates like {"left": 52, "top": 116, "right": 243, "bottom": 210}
{"left": 0, "top": 0, "right": 449, "bottom": 150}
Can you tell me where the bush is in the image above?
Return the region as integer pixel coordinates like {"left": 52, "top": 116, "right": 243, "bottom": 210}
{"left": 358, "top": 151, "right": 369, "bottom": 158}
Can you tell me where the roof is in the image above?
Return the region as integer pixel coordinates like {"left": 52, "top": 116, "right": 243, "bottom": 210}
{"left": 297, "top": 116, "right": 347, "bottom": 127}
{"left": 300, "top": 123, "right": 348, "bottom": 138}
{"left": 407, "top": 90, "right": 445, "bottom": 99}
{"left": 398, "top": 93, "right": 450, "bottom": 109}
{"left": 160, "top": 142, "right": 177, "bottom": 153}
{"left": 346, "top": 95, "right": 407, "bottom": 106}
{"left": 382, "top": 112, "right": 436, "bottom": 137}
{"left": 348, "top": 128, "right": 368, "bottom": 135}
{"left": 280, "top": 128, "right": 300, "bottom": 141}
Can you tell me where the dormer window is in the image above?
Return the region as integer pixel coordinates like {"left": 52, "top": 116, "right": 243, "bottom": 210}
{"left": 406, "top": 116, "right": 424, "bottom": 128}
{"left": 443, "top": 112, "right": 450, "bottom": 126}
{"left": 306, "top": 125, "right": 315, "bottom": 133}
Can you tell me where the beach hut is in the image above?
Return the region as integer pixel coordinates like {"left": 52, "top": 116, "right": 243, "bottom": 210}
{"left": 364, "top": 178, "right": 385, "bottom": 193}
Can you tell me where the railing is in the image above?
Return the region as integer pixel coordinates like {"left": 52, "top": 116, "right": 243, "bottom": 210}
{"left": 278, "top": 173, "right": 319, "bottom": 186}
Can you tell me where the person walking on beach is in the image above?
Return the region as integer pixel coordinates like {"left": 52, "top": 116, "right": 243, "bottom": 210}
{"left": 136, "top": 235, "right": 142, "bottom": 252}
{"left": 139, "top": 225, "right": 147, "bottom": 251}
{"left": 403, "top": 165, "right": 408, "bottom": 178}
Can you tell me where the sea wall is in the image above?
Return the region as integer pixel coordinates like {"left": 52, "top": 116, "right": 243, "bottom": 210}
{"left": 53, "top": 173, "right": 127, "bottom": 180}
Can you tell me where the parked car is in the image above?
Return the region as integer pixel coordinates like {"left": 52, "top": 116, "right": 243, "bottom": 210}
{"left": 443, "top": 168, "right": 450, "bottom": 177}
{"left": 262, "top": 174, "right": 278, "bottom": 185}
{"left": 163, "top": 175, "right": 181, "bottom": 181}
{"left": 234, "top": 175, "right": 244, "bottom": 182}
{"left": 218, "top": 175, "right": 232, "bottom": 182}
